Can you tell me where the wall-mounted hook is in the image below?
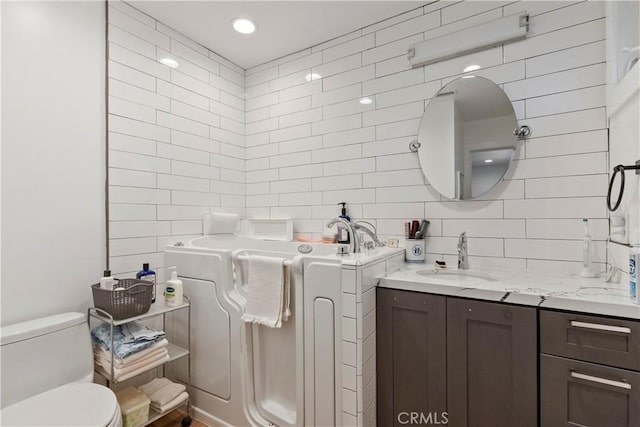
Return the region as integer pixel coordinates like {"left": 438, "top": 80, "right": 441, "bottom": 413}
{"left": 513, "top": 125, "right": 531, "bottom": 140}
{"left": 409, "top": 140, "right": 421, "bottom": 153}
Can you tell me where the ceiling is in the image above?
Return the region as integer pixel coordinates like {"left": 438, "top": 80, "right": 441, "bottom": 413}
{"left": 128, "top": 1, "right": 426, "bottom": 69}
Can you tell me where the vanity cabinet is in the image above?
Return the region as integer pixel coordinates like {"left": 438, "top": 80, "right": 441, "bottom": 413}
{"left": 447, "top": 298, "right": 538, "bottom": 427}
{"left": 377, "top": 290, "right": 537, "bottom": 427}
{"left": 540, "top": 310, "right": 640, "bottom": 426}
{"left": 376, "top": 288, "right": 446, "bottom": 427}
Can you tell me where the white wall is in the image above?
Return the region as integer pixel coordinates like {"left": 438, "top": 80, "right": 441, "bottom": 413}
{"left": 1, "top": 1, "right": 106, "bottom": 325}
{"left": 106, "top": 1, "right": 246, "bottom": 280}
{"left": 244, "top": 0, "right": 610, "bottom": 273}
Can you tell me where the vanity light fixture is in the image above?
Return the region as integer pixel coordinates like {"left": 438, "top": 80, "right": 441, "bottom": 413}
{"left": 463, "top": 64, "right": 481, "bottom": 73}
{"left": 159, "top": 57, "right": 179, "bottom": 68}
{"left": 359, "top": 97, "right": 373, "bottom": 105}
{"left": 305, "top": 73, "right": 322, "bottom": 82}
{"left": 484, "top": 159, "right": 493, "bottom": 163}
{"left": 232, "top": 18, "right": 256, "bottom": 34}
{"left": 408, "top": 12, "right": 529, "bottom": 68}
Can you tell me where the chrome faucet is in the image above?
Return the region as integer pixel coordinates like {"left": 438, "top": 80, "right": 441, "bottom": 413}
{"left": 327, "top": 218, "right": 361, "bottom": 254}
{"left": 457, "top": 231, "right": 468, "bottom": 270}
{"left": 353, "top": 221, "right": 385, "bottom": 247}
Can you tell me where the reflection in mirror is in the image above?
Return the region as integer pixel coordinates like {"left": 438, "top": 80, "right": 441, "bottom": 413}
{"left": 417, "top": 76, "right": 518, "bottom": 200}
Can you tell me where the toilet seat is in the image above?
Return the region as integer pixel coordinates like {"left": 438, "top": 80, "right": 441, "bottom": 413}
{"left": 1, "top": 382, "right": 121, "bottom": 427}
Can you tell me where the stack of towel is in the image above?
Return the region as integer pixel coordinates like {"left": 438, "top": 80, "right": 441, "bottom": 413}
{"left": 91, "top": 322, "right": 169, "bottom": 382}
{"left": 138, "top": 378, "right": 188, "bottom": 413}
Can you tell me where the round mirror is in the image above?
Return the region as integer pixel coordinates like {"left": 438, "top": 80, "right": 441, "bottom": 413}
{"left": 417, "top": 76, "right": 517, "bottom": 200}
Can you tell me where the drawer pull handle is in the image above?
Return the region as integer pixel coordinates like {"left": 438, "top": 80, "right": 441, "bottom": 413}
{"left": 570, "top": 321, "right": 631, "bottom": 334}
{"left": 571, "top": 371, "right": 631, "bottom": 390}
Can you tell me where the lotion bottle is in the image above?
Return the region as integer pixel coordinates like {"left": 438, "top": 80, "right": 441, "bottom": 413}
{"left": 99, "top": 270, "right": 117, "bottom": 291}
{"left": 165, "top": 267, "right": 183, "bottom": 307}
{"left": 580, "top": 218, "right": 596, "bottom": 278}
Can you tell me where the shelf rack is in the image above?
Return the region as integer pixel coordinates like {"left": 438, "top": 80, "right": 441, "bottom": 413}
{"left": 88, "top": 294, "right": 192, "bottom": 426}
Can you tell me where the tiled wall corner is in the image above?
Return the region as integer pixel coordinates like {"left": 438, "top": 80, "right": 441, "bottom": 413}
{"left": 107, "top": 1, "right": 246, "bottom": 279}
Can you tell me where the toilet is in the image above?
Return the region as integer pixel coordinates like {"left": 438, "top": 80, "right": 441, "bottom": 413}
{"left": 0, "top": 312, "right": 122, "bottom": 426}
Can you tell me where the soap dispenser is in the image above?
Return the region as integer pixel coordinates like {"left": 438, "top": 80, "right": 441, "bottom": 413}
{"left": 337, "top": 202, "right": 351, "bottom": 244}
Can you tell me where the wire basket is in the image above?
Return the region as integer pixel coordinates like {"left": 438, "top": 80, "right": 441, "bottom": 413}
{"left": 91, "top": 279, "right": 153, "bottom": 320}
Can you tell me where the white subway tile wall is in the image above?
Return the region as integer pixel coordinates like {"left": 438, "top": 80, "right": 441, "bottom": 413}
{"left": 108, "top": 0, "right": 610, "bottom": 298}
{"left": 107, "top": 2, "right": 245, "bottom": 278}
{"left": 243, "top": 0, "right": 608, "bottom": 275}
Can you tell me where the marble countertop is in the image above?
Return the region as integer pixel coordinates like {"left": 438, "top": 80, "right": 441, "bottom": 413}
{"left": 380, "top": 264, "right": 640, "bottom": 320}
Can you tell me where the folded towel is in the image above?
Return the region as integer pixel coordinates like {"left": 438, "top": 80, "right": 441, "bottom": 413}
{"left": 95, "top": 352, "right": 170, "bottom": 382}
{"left": 241, "top": 255, "right": 289, "bottom": 328}
{"left": 138, "top": 378, "right": 172, "bottom": 397}
{"left": 91, "top": 323, "right": 165, "bottom": 359}
{"left": 150, "top": 383, "right": 186, "bottom": 407}
{"left": 95, "top": 348, "right": 168, "bottom": 375}
{"left": 95, "top": 346, "right": 168, "bottom": 372}
{"left": 94, "top": 338, "right": 169, "bottom": 368}
{"left": 122, "top": 322, "right": 165, "bottom": 343}
{"left": 150, "top": 391, "right": 189, "bottom": 414}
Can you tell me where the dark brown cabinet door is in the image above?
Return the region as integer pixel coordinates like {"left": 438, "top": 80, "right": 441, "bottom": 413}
{"left": 447, "top": 298, "right": 538, "bottom": 427}
{"left": 377, "top": 288, "right": 447, "bottom": 427}
{"left": 541, "top": 354, "right": 640, "bottom": 427}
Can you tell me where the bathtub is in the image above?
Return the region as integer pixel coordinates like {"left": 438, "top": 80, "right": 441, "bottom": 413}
{"left": 164, "top": 234, "right": 404, "bottom": 426}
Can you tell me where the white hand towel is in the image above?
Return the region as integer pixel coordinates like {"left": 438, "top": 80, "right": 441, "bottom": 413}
{"left": 241, "top": 255, "right": 287, "bottom": 328}
{"left": 138, "top": 377, "right": 172, "bottom": 397}
{"left": 150, "top": 391, "right": 189, "bottom": 413}
{"left": 149, "top": 382, "right": 187, "bottom": 406}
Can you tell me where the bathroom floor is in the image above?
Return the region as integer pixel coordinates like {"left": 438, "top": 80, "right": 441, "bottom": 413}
{"left": 149, "top": 410, "right": 210, "bottom": 427}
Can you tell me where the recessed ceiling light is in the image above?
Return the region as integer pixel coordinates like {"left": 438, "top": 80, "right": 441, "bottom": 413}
{"left": 463, "top": 64, "right": 481, "bottom": 73}
{"left": 305, "top": 73, "right": 322, "bottom": 82}
{"left": 484, "top": 159, "right": 493, "bottom": 163}
{"left": 359, "top": 97, "right": 373, "bottom": 105}
{"left": 232, "top": 18, "right": 256, "bottom": 34}
{"left": 159, "top": 57, "right": 179, "bottom": 68}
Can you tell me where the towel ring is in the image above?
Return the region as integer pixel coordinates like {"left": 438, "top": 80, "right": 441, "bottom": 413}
{"left": 607, "top": 161, "right": 640, "bottom": 211}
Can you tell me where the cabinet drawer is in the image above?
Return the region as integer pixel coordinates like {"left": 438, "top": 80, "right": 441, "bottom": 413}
{"left": 540, "top": 310, "right": 640, "bottom": 371}
{"left": 541, "top": 354, "right": 640, "bottom": 427}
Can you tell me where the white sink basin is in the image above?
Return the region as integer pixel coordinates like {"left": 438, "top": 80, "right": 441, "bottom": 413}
{"left": 416, "top": 269, "right": 498, "bottom": 283}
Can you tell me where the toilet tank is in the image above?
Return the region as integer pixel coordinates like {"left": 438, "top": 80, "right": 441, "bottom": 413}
{"left": 0, "top": 312, "right": 94, "bottom": 408}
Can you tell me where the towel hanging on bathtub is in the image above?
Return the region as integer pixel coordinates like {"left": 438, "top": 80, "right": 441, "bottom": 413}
{"left": 241, "top": 255, "right": 290, "bottom": 328}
